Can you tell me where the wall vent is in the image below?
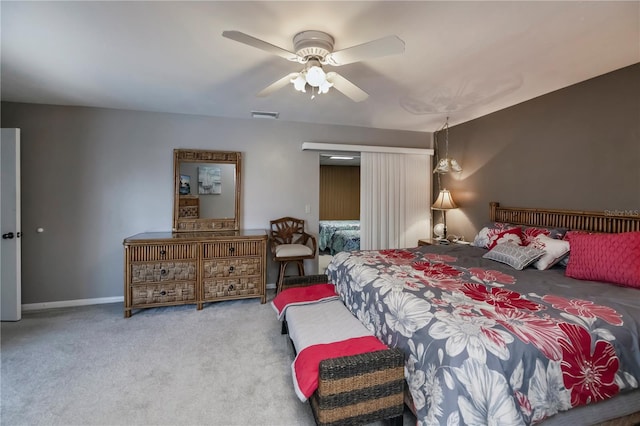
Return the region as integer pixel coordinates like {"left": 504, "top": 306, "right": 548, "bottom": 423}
{"left": 251, "top": 111, "right": 279, "bottom": 119}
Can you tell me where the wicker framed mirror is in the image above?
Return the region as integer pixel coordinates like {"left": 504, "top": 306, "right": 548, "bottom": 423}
{"left": 173, "top": 149, "right": 241, "bottom": 232}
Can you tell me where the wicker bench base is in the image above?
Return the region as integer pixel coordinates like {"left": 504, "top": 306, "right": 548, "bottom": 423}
{"left": 310, "top": 349, "right": 405, "bottom": 426}
{"left": 281, "top": 275, "right": 405, "bottom": 426}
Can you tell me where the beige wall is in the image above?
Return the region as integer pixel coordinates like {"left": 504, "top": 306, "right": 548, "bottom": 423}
{"left": 0, "top": 102, "right": 429, "bottom": 304}
{"left": 438, "top": 63, "right": 640, "bottom": 241}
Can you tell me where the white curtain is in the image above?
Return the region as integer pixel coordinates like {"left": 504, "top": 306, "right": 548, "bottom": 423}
{"left": 360, "top": 152, "right": 431, "bottom": 250}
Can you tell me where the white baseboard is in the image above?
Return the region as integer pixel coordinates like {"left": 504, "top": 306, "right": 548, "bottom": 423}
{"left": 21, "top": 286, "right": 279, "bottom": 312}
{"left": 22, "top": 296, "right": 124, "bottom": 312}
{"left": 20, "top": 287, "right": 279, "bottom": 311}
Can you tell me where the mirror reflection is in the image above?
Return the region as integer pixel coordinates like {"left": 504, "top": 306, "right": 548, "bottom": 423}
{"left": 173, "top": 149, "right": 241, "bottom": 232}
{"left": 178, "top": 162, "right": 236, "bottom": 219}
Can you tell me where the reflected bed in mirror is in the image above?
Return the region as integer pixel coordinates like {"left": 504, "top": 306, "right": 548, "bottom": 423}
{"left": 173, "top": 149, "right": 241, "bottom": 232}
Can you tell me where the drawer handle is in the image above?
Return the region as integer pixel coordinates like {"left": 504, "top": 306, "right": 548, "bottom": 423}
{"left": 160, "top": 290, "right": 167, "bottom": 296}
{"left": 160, "top": 268, "right": 168, "bottom": 276}
{"left": 228, "top": 284, "right": 235, "bottom": 291}
{"left": 229, "top": 266, "right": 235, "bottom": 272}
{"left": 229, "top": 247, "right": 235, "bottom": 253}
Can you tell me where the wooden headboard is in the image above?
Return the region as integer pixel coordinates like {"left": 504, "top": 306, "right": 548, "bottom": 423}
{"left": 490, "top": 202, "right": 640, "bottom": 233}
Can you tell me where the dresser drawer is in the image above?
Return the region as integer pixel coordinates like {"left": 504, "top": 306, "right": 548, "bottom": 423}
{"left": 202, "top": 276, "right": 261, "bottom": 300}
{"left": 128, "top": 243, "right": 197, "bottom": 261}
{"left": 131, "top": 261, "right": 197, "bottom": 283}
{"left": 203, "top": 257, "right": 261, "bottom": 278}
{"left": 202, "top": 240, "right": 263, "bottom": 258}
{"left": 131, "top": 281, "right": 196, "bottom": 306}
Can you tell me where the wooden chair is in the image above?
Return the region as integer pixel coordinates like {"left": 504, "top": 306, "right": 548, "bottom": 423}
{"left": 269, "top": 217, "right": 317, "bottom": 294}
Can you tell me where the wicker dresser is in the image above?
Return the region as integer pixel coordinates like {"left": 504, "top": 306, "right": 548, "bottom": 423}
{"left": 123, "top": 230, "right": 267, "bottom": 318}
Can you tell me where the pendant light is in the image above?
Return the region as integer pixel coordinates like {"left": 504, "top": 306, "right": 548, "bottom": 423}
{"left": 433, "top": 117, "right": 462, "bottom": 174}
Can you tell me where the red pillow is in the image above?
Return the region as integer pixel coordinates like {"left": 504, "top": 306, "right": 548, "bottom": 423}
{"left": 565, "top": 232, "right": 640, "bottom": 288}
{"left": 563, "top": 230, "right": 592, "bottom": 241}
{"left": 487, "top": 227, "right": 523, "bottom": 250}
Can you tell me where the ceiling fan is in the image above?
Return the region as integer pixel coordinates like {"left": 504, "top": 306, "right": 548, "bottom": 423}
{"left": 222, "top": 30, "right": 405, "bottom": 102}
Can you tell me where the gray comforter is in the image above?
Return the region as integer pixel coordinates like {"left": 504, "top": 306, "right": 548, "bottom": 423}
{"left": 326, "top": 244, "right": 640, "bottom": 425}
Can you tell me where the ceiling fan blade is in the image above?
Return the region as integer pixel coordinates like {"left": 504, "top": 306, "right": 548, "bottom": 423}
{"left": 327, "top": 72, "right": 369, "bottom": 102}
{"left": 324, "top": 35, "right": 405, "bottom": 66}
{"left": 256, "top": 73, "right": 299, "bottom": 97}
{"left": 222, "top": 30, "right": 299, "bottom": 62}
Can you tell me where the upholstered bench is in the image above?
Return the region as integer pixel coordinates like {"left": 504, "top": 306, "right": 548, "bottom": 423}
{"left": 273, "top": 275, "right": 405, "bottom": 426}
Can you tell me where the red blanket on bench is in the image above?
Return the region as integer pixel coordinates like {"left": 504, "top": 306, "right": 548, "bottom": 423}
{"left": 271, "top": 283, "right": 339, "bottom": 320}
{"left": 292, "top": 336, "right": 388, "bottom": 401}
{"left": 273, "top": 284, "right": 389, "bottom": 401}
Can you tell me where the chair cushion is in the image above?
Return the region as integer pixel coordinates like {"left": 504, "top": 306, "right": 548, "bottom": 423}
{"left": 275, "top": 244, "right": 313, "bottom": 258}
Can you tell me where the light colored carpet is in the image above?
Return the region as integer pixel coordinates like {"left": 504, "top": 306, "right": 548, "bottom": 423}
{"left": 1, "top": 296, "right": 414, "bottom": 426}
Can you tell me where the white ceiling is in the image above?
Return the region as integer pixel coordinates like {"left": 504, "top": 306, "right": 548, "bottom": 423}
{"left": 1, "top": 1, "right": 638, "bottom": 132}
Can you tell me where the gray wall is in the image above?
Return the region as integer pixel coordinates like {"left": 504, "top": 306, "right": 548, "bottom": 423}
{"left": 438, "top": 63, "right": 640, "bottom": 241}
{"left": 0, "top": 102, "right": 429, "bottom": 304}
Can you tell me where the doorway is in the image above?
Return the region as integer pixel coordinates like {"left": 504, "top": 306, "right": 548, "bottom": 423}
{"left": 318, "top": 153, "right": 361, "bottom": 272}
{"left": 1, "top": 128, "right": 22, "bottom": 321}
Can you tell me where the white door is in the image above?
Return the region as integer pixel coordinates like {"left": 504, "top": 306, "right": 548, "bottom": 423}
{"left": 1, "top": 128, "right": 21, "bottom": 321}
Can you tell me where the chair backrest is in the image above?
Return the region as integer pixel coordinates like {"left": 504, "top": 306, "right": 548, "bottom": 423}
{"left": 270, "top": 217, "right": 308, "bottom": 246}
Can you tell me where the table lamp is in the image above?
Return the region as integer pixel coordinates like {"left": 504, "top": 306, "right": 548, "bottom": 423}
{"left": 431, "top": 189, "right": 457, "bottom": 241}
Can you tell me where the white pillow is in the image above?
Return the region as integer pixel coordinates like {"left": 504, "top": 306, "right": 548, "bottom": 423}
{"left": 530, "top": 234, "right": 570, "bottom": 270}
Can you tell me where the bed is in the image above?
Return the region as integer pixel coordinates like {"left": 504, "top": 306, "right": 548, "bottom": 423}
{"left": 318, "top": 220, "right": 360, "bottom": 252}
{"left": 328, "top": 229, "right": 361, "bottom": 255}
{"left": 326, "top": 202, "right": 640, "bottom": 426}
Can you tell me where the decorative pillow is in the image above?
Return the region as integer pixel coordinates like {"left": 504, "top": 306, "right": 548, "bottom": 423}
{"left": 558, "top": 231, "right": 594, "bottom": 267}
{"left": 530, "top": 234, "right": 571, "bottom": 270}
{"left": 521, "top": 226, "right": 569, "bottom": 246}
{"left": 471, "top": 222, "right": 522, "bottom": 249}
{"left": 565, "top": 232, "right": 640, "bottom": 288}
{"left": 483, "top": 242, "right": 545, "bottom": 270}
{"left": 563, "top": 230, "right": 592, "bottom": 241}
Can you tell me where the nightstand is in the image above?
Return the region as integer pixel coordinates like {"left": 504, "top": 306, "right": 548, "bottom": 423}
{"left": 418, "top": 238, "right": 439, "bottom": 246}
{"left": 418, "top": 238, "right": 466, "bottom": 246}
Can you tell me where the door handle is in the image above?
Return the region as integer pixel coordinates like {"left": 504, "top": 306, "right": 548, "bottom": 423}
{"left": 2, "top": 232, "right": 14, "bottom": 239}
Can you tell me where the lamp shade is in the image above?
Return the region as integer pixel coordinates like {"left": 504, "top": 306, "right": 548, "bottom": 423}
{"left": 432, "top": 189, "right": 457, "bottom": 210}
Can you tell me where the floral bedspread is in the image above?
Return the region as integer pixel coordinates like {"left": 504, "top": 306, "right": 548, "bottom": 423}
{"left": 318, "top": 220, "right": 360, "bottom": 251}
{"left": 329, "top": 229, "right": 361, "bottom": 255}
{"left": 326, "top": 244, "right": 640, "bottom": 425}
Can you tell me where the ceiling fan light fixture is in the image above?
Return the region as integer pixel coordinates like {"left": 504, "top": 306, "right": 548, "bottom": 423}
{"left": 291, "top": 73, "right": 307, "bottom": 92}
{"left": 305, "top": 64, "right": 326, "bottom": 87}
{"left": 291, "top": 60, "right": 333, "bottom": 96}
{"left": 318, "top": 78, "right": 333, "bottom": 94}
{"left": 223, "top": 29, "right": 402, "bottom": 103}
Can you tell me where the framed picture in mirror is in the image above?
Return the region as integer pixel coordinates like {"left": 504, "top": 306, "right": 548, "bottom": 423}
{"left": 179, "top": 174, "right": 191, "bottom": 195}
